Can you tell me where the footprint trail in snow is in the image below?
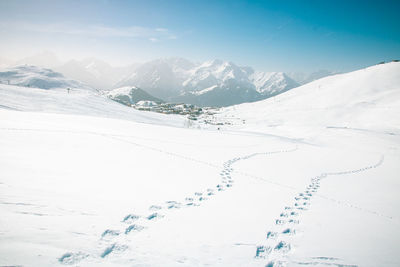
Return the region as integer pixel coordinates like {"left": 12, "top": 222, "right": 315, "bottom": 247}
{"left": 58, "top": 147, "right": 297, "bottom": 264}
{"left": 255, "top": 155, "right": 384, "bottom": 267}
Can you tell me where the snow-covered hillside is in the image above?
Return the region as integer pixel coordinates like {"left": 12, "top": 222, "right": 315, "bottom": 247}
{"left": 0, "top": 66, "right": 184, "bottom": 127}
{"left": 217, "top": 62, "right": 400, "bottom": 132}
{"left": 0, "top": 62, "right": 399, "bottom": 267}
{"left": 116, "top": 58, "right": 299, "bottom": 106}
{"left": 0, "top": 65, "right": 94, "bottom": 91}
{"left": 106, "top": 86, "right": 163, "bottom": 106}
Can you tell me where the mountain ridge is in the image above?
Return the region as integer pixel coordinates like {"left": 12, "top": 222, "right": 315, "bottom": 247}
{"left": 116, "top": 57, "right": 300, "bottom": 107}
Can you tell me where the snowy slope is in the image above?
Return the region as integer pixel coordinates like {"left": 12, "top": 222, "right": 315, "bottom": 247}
{"left": 0, "top": 62, "right": 399, "bottom": 267}
{"left": 0, "top": 65, "right": 94, "bottom": 91}
{"left": 218, "top": 62, "right": 400, "bottom": 133}
{"left": 0, "top": 66, "right": 184, "bottom": 127}
{"left": 0, "top": 84, "right": 184, "bottom": 127}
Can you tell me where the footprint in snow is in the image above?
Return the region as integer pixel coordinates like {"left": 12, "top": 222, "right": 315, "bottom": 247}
{"left": 125, "top": 224, "right": 145, "bottom": 234}
{"left": 274, "top": 241, "right": 291, "bottom": 253}
{"left": 101, "top": 229, "right": 120, "bottom": 238}
{"left": 282, "top": 228, "right": 295, "bottom": 235}
{"left": 265, "top": 260, "right": 286, "bottom": 267}
{"left": 149, "top": 205, "right": 162, "bottom": 211}
{"left": 147, "top": 212, "right": 164, "bottom": 220}
{"left": 58, "top": 252, "right": 88, "bottom": 265}
{"left": 100, "top": 243, "right": 128, "bottom": 258}
{"left": 165, "top": 201, "right": 181, "bottom": 209}
{"left": 255, "top": 246, "right": 272, "bottom": 258}
{"left": 122, "top": 214, "right": 140, "bottom": 223}
{"left": 266, "top": 231, "right": 278, "bottom": 240}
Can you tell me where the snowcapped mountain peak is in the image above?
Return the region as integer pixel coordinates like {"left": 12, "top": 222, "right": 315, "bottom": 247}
{"left": 250, "top": 71, "right": 299, "bottom": 95}
{"left": 184, "top": 59, "right": 251, "bottom": 90}
{"left": 201, "top": 59, "right": 224, "bottom": 68}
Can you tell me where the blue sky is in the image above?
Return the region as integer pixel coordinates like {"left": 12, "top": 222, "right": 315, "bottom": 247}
{"left": 0, "top": 0, "right": 399, "bottom": 72}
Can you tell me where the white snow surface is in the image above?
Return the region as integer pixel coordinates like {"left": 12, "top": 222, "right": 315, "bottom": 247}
{"left": 0, "top": 62, "right": 399, "bottom": 267}
{"left": 0, "top": 84, "right": 184, "bottom": 127}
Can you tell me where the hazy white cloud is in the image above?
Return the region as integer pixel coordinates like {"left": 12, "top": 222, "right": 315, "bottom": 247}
{"left": 0, "top": 21, "right": 177, "bottom": 41}
{"left": 155, "top": 28, "right": 168, "bottom": 32}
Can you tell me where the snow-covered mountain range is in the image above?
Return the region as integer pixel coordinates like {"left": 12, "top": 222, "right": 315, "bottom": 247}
{"left": 116, "top": 58, "right": 300, "bottom": 106}
{"left": 0, "top": 53, "right": 341, "bottom": 107}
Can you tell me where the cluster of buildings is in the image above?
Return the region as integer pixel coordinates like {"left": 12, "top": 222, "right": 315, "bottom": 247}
{"left": 132, "top": 100, "right": 216, "bottom": 120}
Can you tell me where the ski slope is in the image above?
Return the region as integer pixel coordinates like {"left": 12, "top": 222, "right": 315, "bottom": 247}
{"left": 0, "top": 84, "right": 184, "bottom": 127}
{"left": 0, "top": 63, "right": 399, "bottom": 267}
{"left": 217, "top": 62, "right": 400, "bottom": 134}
